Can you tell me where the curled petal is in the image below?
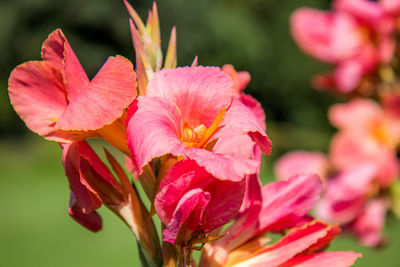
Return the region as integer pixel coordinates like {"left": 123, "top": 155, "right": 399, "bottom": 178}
{"left": 41, "top": 28, "right": 89, "bottom": 101}
{"left": 68, "top": 192, "right": 102, "bottom": 232}
{"left": 162, "top": 189, "right": 210, "bottom": 243}
{"left": 214, "top": 98, "right": 271, "bottom": 155}
{"left": 61, "top": 142, "right": 102, "bottom": 214}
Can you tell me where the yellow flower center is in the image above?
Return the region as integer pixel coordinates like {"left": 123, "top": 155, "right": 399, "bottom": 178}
{"left": 180, "top": 108, "right": 227, "bottom": 149}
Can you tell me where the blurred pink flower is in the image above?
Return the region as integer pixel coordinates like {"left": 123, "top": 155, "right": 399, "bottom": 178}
{"left": 275, "top": 151, "right": 330, "bottom": 181}
{"left": 329, "top": 98, "right": 400, "bottom": 187}
{"left": 316, "top": 164, "right": 377, "bottom": 225}
{"left": 200, "top": 174, "right": 361, "bottom": 266}
{"left": 155, "top": 160, "right": 245, "bottom": 244}
{"left": 127, "top": 66, "right": 271, "bottom": 182}
{"left": 352, "top": 198, "right": 388, "bottom": 247}
{"left": 291, "top": 1, "right": 397, "bottom": 92}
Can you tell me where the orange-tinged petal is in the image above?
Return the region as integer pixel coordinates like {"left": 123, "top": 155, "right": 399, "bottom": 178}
{"left": 56, "top": 55, "right": 137, "bottom": 131}
{"left": 8, "top": 61, "right": 75, "bottom": 142}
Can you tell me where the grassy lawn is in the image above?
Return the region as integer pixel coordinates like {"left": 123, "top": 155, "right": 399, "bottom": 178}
{"left": 0, "top": 135, "right": 399, "bottom": 266}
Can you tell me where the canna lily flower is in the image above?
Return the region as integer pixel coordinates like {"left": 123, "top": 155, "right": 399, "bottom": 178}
{"left": 127, "top": 66, "right": 271, "bottom": 182}
{"left": 329, "top": 98, "right": 400, "bottom": 187}
{"left": 351, "top": 198, "right": 388, "bottom": 247}
{"left": 315, "top": 164, "right": 389, "bottom": 247}
{"left": 290, "top": 1, "right": 396, "bottom": 92}
{"left": 155, "top": 159, "right": 245, "bottom": 244}
{"left": 199, "top": 174, "right": 361, "bottom": 267}
{"left": 316, "top": 164, "right": 378, "bottom": 226}
{"left": 8, "top": 29, "right": 137, "bottom": 153}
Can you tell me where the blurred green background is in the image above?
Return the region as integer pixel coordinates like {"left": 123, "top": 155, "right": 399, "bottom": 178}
{"left": 1, "top": 0, "right": 399, "bottom": 266}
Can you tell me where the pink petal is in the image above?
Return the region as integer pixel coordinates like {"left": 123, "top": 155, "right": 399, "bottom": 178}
{"left": 8, "top": 61, "right": 75, "bottom": 142}
{"left": 213, "top": 174, "right": 322, "bottom": 258}
{"left": 316, "top": 164, "right": 377, "bottom": 224}
{"left": 352, "top": 198, "right": 388, "bottom": 247}
{"left": 281, "top": 252, "right": 361, "bottom": 267}
{"left": 155, "top": 160, "right": 245, "bottom": 236}
{"left": 41, "top": 28, "right": 89, "bottom": 101}
{"left": 41, "top": 29, "right": 67, "bottom": 70}
{"left": 382, "top": 0, "right": 400, "bottom": 15}
{"left": 330, "top": 131, "right": 398, "bottom": 187}
{"left": 291, "top": 8, "right": 362, "bottom": 63}
{"left": 78, "top": 141, "right": 121, "bottom": 189}
{"left": 76, "top": 142, "right": 124, "bottom": 206}
{"left": 213, "top": 134, "right": 255, "bottom": 160}
{"left": 61, "top": 142, "right": 102, "bottom": 214}
{"left": 56, "top": 55, "right": 137, "bottom": 131}
{"left": 127, "top": 96, "right": 183, "bottom": 173}
{"left": 214, "top": 98, "right": 271, "bottom": 155}
{"left": 221, "top": 64, "right": 251, "bottom": 96}
{"left": 68, "top": 192, "right": 102, "bottom": 232}
{"left": 234, "top": 221, "right": 335, "bottom": 267}
{"left": 334, "top": 0, "right": 384, "bottom": 23}
{"left": 146, "top": 66, "right": 233, "bottom": 128}
{"left": 328, "top": 98, "right": 382, "bottom": 130}
{"left": 258, "top": 174, "right": 322, "bottom": 233}
{"left": 183, "top": 147, "right": 259, "bottom": 181}
{"left": 62, "top": 32, "right": 90, "bottom": 101}
{"left": 239, "top": 93, "right": 266, "bottom": 131}
{"left": 274, "top": 151, "right": 330, "bottom": 181}
{"left": 334, "top": 61, "right": 364, "bottom": 92}
{"left": 162, "top": 189, "right": 210, "bottom": 243}
{"left": 211, "top": 173, "right": 262, "bottom": 259}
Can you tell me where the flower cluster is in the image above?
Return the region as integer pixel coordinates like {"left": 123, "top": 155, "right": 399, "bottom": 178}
{"left": 280, "top": 0, "right": 400, "bottom": 248}
{"left": 8, "top": 1, "right": 361, "bottom": 266}
{"left": 291, "top": 0, "right": 400, "bottom": 93}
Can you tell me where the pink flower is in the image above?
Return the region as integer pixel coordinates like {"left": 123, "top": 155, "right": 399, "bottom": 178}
{"left": 127, "top": 66, "right": 271, "bottom": 182}
{"left": 352, "top": 198, "right": 388, "bottom": 247}
{"left": 291, "top": 2, "right": 396, "bottom": 92}
{"left": 155, "top": 160, "right": 245, "bottom": 244}
{"left": 275, "top": 151, "right": 330, "bottom": 181}
{"left": 316, "top": 164, "right": 378, "bottom": 225}
{"left": 329, "top": 98, "right": 400, "bottom": 187}
{"left": 200, "top": 174, "right": 361, "bottom": 266}
{"left": 8, "top": 29, "right": 137, "bottom": 153}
